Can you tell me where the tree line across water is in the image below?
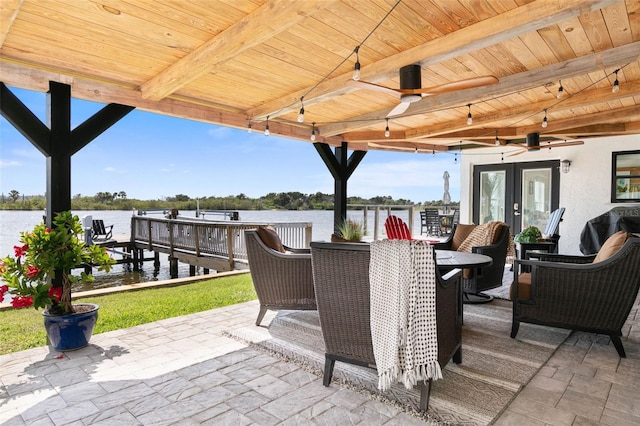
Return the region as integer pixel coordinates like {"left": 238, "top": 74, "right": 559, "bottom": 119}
{"left": 0, "top": 190, "right": 459, "bottom": 211}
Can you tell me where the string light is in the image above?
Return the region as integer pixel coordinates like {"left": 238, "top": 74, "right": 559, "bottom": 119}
{"left": 542, "top": 109, "right": 548, "bottom": 128}
{"left": 466, "top": 104, "right": 473, "bottom": 125}
{"left": 297, "top": 97, "right": 305, "bottom": 123}
{"left": 612, "top": 69, "right": 620, "bottom": 93}
{"left": 384, "top": 118, "right": 390, "bottom": 138}
{"left": 495, "top": 131, "right": 500, "bottom": 146}
{"left": 432, "top": 149, "right": 435, "bottom": 156}
{"left": 352, "top": 46, "right": 361, "bottom": 81}
{"left": 454, "top": 152, "right": 457, "bottom": 164}
{"left": 247, "top": 122, "right": 252, "bottom": 133}
{"left": 264, "top": 115, "right": 270, "bottom": 136}
{"left": 557, "top": 80, "right": 564, "bottom": 99}
{"left": 501, "top": 152, "right": 504, "bottom": 162}
{"left": 310, "top": 122, "right": 316, "bottom": 141}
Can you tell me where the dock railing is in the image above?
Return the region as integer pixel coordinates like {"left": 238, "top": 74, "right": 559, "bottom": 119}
{"left": 348, "top": 204, "right": 416, "bottom": 240}
{"left": 130, "top": 216, "right": 312, "bottom": 272}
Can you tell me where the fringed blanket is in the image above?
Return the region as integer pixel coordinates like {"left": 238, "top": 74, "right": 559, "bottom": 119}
{"left": 369, "top": 239, "right": 442, "bottom": 391}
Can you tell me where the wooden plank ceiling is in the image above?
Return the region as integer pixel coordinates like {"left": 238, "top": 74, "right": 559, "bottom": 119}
{"left": 1, "top": 0, "right": 639, "bottom": 153}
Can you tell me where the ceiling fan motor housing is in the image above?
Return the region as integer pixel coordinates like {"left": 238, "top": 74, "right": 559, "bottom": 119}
{"left": 526, "top": 132, "right": 540, "bottom": 150}
{"left": 400, "top": 64, "right": 422, "bottom": 103}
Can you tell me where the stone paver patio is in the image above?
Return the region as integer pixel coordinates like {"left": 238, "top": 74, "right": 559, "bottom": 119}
{"left": 1, "top": 292, "right": 639, "bottom": 425}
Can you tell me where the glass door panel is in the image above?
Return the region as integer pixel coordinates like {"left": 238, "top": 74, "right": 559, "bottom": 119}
{"left": 479, "top": 170, "right": 506, "bottom": 224}
{"left": 521, "top": 168, "right": 552, "bottom": 230}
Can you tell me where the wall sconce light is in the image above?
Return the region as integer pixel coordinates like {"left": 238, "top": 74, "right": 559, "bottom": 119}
{"left": 560, "top": 159, "right": 571, "bottom": 173}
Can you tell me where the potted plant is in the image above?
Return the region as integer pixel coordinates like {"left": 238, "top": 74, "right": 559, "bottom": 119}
{"left": 0, "top": 211, "right": 115, "bottom": 351}
{"left": 331, "top": 218, "right": 364, "bottom": 242}
{"left": 514, "top": 225, "right": 543, "bottom": 244}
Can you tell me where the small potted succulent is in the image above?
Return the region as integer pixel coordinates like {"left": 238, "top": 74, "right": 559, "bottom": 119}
{"left": 0, "top": 211, "right": 115, "bottom": 350}
{"left": 332, "top": 218, "right": 364, "bottom": 242}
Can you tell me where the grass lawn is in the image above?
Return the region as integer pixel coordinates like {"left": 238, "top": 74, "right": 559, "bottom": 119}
{"left": 0, "top": 273, "right": 257, "bottom": 355}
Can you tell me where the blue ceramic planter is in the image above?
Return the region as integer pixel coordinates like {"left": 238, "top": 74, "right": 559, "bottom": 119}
{"left": 42, "top": 303, "right": 99, "bottom": 351}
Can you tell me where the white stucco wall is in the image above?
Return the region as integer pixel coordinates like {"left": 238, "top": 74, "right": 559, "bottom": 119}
{"left": 460, "top": 134, "right": 640, "bottom": 255}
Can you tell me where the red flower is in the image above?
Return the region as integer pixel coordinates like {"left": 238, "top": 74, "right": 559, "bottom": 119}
{"left": 26, "top": 265, "right": 41, "bottom": 278}
{"left": 0, "top": 284, "right": 8, "bottom": 299}
{"left": 14, "top": 244, "right": 29, "bottom": 257}
{"left": 48, "top": 286, "right": 62, "bottom": 303}
{"left": 45, "top": 228, "right": 51, "bottom": 233}
{"left": 11, "top": 295, "right": 34, "bottom": 308}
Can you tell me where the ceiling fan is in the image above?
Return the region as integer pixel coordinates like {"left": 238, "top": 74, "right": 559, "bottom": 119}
{"left": 347, "top": 64, "right": 499, "bottom": 117}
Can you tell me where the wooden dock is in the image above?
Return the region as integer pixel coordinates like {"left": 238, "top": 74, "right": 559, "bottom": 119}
{"left": 95, "top": 216, "right": 312, "bottom": 278}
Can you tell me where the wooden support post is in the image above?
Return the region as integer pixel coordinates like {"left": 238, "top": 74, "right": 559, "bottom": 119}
{"left": 133, "top": 248, "right": 140, "bottom": 271}
{"left": 169, "top": 257, "right": 178, "bottom": 278}
{"left": 154, "top": 251, "right": 160, "bottom": 268}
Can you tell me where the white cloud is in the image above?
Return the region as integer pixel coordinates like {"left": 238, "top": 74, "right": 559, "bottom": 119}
{"left": 0, "top": 159, "right": 21, "bottom": 168}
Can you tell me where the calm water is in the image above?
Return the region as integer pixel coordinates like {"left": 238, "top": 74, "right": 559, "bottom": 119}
{"left": 0, "top": 209, "right": 421, "bottom": 290}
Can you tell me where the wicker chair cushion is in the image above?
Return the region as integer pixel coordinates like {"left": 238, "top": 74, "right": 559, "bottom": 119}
{"left": 510, "top": 272, "right": 531, "bottom": 300}
{"left": 593, "top": 231, "right": 632, "bottom": 263}
{"left": 451, "top": 224, "right": 476, "bottom": 251}
{"left": 256, "top": 225, "right": 286, "bottom": 253}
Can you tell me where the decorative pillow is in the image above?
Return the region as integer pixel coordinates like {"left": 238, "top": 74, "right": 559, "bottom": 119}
{"left": 593, "top": 231, "right": 632, "bottom": 263}
{"left": 451, "top": 224, "right": 476, "bottom": 251}
{"left": 256, "top": 226, "right": 286, "bottom": 253}
{"left": 509, "top": 273, "right": 531, "bottom": 300}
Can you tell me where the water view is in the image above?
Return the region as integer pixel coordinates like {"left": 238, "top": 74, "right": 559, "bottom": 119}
{"left": 0, "top": 209, "right": 421, "bottom": 290}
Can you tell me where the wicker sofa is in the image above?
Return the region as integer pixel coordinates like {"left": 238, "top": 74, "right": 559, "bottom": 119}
{"left": 244, "top": 229, "right": 316, "bottom": 326}
{"left": 511, "top": 236, "right": 640, "bottom": 357}
{"left": 309, "top": 241, "right": 462, "bottom": 412}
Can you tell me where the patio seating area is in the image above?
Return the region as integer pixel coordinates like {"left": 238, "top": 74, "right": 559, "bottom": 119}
{"left": 2, "top": 276, "right": 639, "bottom": 425}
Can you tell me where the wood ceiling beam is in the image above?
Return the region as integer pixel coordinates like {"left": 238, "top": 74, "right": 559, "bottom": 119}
{"left": 0, "top": 61, "right": 344, "bottom": 146}
{"left": 516, "top": 104, "right": 640, "bottom": 135}
{"left": 0, "top": 0, "right": 22, "bottom": 47}
{"left": 398, "top": 79, "right": 640, "bottom": 140}
{"left": 322, "top": 41, "right": 640, "bottom": 137}
{"left": 246, "top": 0, "right": 621, "bottom": 121}
{"left": 140, "top": 0, "right": 334, "bottom": 101}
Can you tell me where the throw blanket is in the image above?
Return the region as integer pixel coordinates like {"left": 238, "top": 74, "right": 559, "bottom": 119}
{"left": 369, "top": 239, "right": 442, "bottom": 391}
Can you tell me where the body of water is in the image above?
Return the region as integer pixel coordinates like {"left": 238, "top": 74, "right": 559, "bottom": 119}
{"left": 0, "top": 208, "right": 421, "bottom": 290}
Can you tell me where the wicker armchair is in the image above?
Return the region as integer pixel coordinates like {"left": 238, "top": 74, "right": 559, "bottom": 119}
{"left": 244, "top": 229, "right": 316, "bottom": 326}
{"left": 511, "top": 237, "right": 640, "bottom": 357}
{"left": 434, "top": 222, "right": 510, "bottom": 301}
{"left": 309, "top": 241, "right": 462, "bottom": 412}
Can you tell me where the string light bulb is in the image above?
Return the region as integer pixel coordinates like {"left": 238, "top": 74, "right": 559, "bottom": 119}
{"left": 454, "top": 152, "right": 458, "bottom": 164}
{"left": 495, "top": 131, "right": 500, "bottom": 146}
{"left": 310, "top": 122, "right": 316, "bottom": 141}
{"left": 557, "top": 80, "right": 564, "bottom": 99}
{"left": 384, "top": 118, "right": 390, "bottom": 138}
{"left": 297, "top": 97, "right": 305, "bottom": 123}
{"left": 352, "top": 46, "right": 361, "bottom": 81}
{"left": 466, "top": 104, "right": 473, "bottom": 125}
{"left": 247, "top": 122, "right": 252, "bottom": 133}
{"left": 264, "top": 116, "right": 270, "bottom": 136}
{"left": 612, "top": 69, "right": 620, "bottom": 93}
{"left": 542, "top": 109, "right": 548, "bottom": 128}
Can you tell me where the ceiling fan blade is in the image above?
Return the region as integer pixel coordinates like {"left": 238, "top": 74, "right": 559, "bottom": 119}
{"left": 401, "top": 75, "right": 499, "bottom": 95}
{"left": 387, "top": 102, "right": 411, "bottom": 117}
{"left": 347, "top": 79, "right": 401, "bottom": 97}
{"left": 507, "top": 149, "right": 527, "bottom": 157}
{"left": 527, "top": 140, "right": 585, "bottom": 149}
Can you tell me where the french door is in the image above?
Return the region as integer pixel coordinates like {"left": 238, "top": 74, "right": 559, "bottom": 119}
{"left": 472, "top": 160, "right": 560, "bottom": 235}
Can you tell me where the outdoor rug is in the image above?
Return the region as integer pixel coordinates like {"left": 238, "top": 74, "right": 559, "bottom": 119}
{"left": 225, "top": 299, "right": 570, "bottom": 425}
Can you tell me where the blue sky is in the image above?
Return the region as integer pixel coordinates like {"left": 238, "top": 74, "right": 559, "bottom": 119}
{"left": 0, "top": 86, "right": 460, "bottom": 203}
